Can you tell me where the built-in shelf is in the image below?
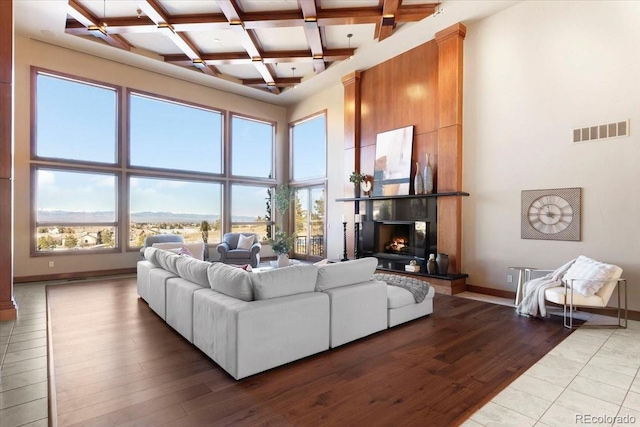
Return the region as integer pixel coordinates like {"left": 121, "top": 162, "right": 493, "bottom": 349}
{"left": 336, "top": 191, "right": 469, "bottom": 202}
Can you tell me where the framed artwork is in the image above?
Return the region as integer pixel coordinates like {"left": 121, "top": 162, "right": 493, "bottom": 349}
{"left": 373, "top": 125, "right": 414, "bottom": 196}
{"left": 521, "top": 187, "right": 581, "bottom": 241}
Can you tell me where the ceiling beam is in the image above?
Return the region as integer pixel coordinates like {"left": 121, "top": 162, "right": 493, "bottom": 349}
{"left": 66, "top": 0, "right": 131, "bottom": 50}
{"left": 243, "top": 77, "right": 301, "bottom": 88}
{"left": 298, "top": 0, "right": 325, "bottom": 73}
{"left": 138, "top": 0, "right": 218, "bottom": 76}
{"left": 217, "top": 0, "right": 280, "bottom": 94}
{"left": 377, "top": 0, "right": 400, "bottom": 41}
{"left": 164, "top": 48, "right": 354, "bottom": 66}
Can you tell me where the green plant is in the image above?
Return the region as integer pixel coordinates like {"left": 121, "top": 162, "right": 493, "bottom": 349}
{"left": 270, "top": 230, "right": 296, "bottom": 254}
{"left": 349, "top": 171, "right": 366, "bottom": 185}
{"left": 274, "top": 184, "right": 294, "bottom": 215}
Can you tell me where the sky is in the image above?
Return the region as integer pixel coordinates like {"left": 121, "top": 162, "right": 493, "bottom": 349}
{"left": 35, "top": 72, "right": 325, "bottom": 219}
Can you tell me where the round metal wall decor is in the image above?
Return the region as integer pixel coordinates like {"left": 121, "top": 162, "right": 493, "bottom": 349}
{"left": 521, "top": 188, "right": 581, "bottom": 241}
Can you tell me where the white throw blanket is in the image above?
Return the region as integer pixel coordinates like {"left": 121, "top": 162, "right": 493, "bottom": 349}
{"left": 516, "top": 259, "right": 576, "bottom": 318}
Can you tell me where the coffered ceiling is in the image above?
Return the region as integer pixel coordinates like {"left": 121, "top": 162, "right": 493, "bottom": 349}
{"left": 14, "top": 1, "right": 520, "bottom": 105}
{"left": 64, "top": 0, "right": 439, "bottom": 95}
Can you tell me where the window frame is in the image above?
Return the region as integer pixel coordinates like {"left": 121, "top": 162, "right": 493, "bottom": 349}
{"left": 289, "top": 110, "right": 327, "bottom": 184}
{"left": 229, "top": 112, "right": 276, "bottom": 182}
{"left": 30, "top": 165, "right": 121, "bottom": 256}
{"left": 31, "top": 67, "right": 123, "bottom": 167}
{"left": 291, "top": 184, "right": 326, "bottom": 261}
{"left": 229, "top": 182, "right": 275, "bottom": 243}
{"left": 127, "top": 89, "right": 225, "bottom": 177}
{"left": 127, "top": 173, "right": 224, "bottom": 249}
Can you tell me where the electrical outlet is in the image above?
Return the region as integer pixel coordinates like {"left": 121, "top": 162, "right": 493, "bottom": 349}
{"left": 49, "top": 261, "right": 55, "bottom": 268}
{"left": 507, "top": 274, "right": 513, "bottom": 283}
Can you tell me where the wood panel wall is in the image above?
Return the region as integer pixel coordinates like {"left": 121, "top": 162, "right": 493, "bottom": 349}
{"left": 0, "top": 0, "right": 17, "bottom": 320}
{"left": 343, "top": 22, "right": 466, "bottom": 277}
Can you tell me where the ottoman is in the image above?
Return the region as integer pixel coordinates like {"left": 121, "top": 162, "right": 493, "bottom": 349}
{"left": 386, "top": 282, "right": 435, "bottom": 327}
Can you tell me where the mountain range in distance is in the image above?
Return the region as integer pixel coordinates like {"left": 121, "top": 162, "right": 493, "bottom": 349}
{"left": 37, "top": 210, "right": 261, "bottom": 223}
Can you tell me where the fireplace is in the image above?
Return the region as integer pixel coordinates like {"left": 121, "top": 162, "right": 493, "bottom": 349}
{"left": 374, "top": 221, "right": 429, "bottom": 260}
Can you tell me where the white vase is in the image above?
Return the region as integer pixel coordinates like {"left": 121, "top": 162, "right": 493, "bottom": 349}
{"left": 423, "top": 153, "right": 433, "bottom": 194}
{"left": 276, "top": 253, "right": 289, "bottom": 268}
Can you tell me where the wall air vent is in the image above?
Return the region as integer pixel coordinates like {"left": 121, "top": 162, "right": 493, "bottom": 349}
{"left": 572, "top": 119, "right": 630, "bottom": 143}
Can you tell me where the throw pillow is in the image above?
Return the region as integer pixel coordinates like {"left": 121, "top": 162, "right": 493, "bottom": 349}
{"left": 230, "top": 264, "right": 253, "bottom": 272}
{"left": 563, "top": 255, "right": 622, "bottom": 297}
{"left": 251, "top": 264, "right": 318, "bottom": 300}
{"left": 179, "top": 246, "right": 193, "bottom": 257}
{"left": 237, "top": 234, "right": 254, "bottom": 250}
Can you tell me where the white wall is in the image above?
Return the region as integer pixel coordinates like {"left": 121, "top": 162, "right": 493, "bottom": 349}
{"left": 13, "top": 37, "right": 286, "bottom": 278}
{"left": 463, "top": 1, "right": 640, "bottom": 310}
{"left": 286, "top": 83, "right": 345, "bottom": 261}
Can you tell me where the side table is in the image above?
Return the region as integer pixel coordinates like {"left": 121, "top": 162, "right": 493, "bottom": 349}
{"left": 509, "top": 266, "right": 536, "bottom": 307}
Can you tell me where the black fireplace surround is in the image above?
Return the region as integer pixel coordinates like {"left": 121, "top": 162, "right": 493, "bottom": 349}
{"left": 359, "top": 197, "right": 437, "bottom": 274}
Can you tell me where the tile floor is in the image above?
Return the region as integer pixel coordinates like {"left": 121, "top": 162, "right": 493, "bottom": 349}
{"left": 460, "top": 293, "right": 640, "bottom": 427}
{"left": 1, "top": 284, "right": 638, "bottom": 427}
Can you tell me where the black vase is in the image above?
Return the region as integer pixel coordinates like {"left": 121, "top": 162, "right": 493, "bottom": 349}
{"left": 427, "top": 258, "right": 437, "bottom": 275}
{"left": 436, "top": 253, "right": 449, "bottom": 276}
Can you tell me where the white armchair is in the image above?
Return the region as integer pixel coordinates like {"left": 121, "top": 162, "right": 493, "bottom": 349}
{"left": 531, "top": 256, "right": 627, "bottom": 329}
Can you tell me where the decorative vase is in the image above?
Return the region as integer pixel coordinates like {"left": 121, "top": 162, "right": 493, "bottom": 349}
{"left": 276, "top": 253, "right": 289, "bottom": 268}
{"left": 423, "top": 153, "right": 433, "bottom": 194}
{"left": 436, "top": 253, "right": 449, "bottom": 276}
{"left": 427, "top": 254, "right": 437, "bottom": 275}
{"left": 414, "top": 162, "right": 423, "bottom": 195}
{"left": 354, "top": 185, "right": 360, "bottom": 198}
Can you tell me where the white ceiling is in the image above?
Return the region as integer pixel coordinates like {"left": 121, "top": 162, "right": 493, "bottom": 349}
{"left": 13, "top": 0, "right": 520, "bottom": 106}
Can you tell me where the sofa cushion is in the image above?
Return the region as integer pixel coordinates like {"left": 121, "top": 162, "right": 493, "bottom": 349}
{"left": 144, "top": 247, "right": 160, "bottom": 266}
{"left": 563, "top": 255, "right": 622, "bottom": 297}
{"left": 153, "top": 242, "right": 205, "bottom": 261}
{"left": 155, "top": 249, "right": 180, "bottom": 275}
{"left": 315, "top": 257, "right": 378, "bottom": 291}
{"left": 207, "top": 262, "right": 253, "bottom": 301}
{"left": 387, "top": 285, "right": 416, "bottom": 309}
{"left": 176, "top": 256, "right": 210, "bottom": 288}
{"left": 251, "top": 264, "right": 318, "bottom": 300}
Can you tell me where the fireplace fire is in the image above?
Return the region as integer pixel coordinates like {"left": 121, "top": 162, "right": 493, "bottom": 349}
{"left": 384, "top": 236, "right": 410, "bottom": 254}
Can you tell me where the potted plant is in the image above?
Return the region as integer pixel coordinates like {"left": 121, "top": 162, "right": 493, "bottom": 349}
{"left": 349, "top": 171, "right": 366, "bottom": 198}
{"left": 270, "top": 230, "right": 296, "bottom": 267}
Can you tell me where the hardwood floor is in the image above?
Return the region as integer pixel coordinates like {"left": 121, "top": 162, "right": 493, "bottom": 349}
{"left": 46, "top": 278, "right": 574, "bottom": 426}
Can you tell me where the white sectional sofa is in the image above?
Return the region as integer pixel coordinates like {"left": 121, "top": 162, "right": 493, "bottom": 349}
{"left": 137, "top": 247, "right": 433, "bottom": 380}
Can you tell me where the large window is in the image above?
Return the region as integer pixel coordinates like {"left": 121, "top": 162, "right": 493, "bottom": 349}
{"left": 129, "top": 92, "right": 223, "bottom": 174}
{"left": 291, "top": 113, "right": 326, "bottom": 181}
{"left": 31, "top": 68, "right": 277, "bottom": 257}
{"left": 34, "top": 72, "right": 118, "bottom": 164}
{"left": 129, "top": 177, "right": 222, "bottom": 246}
{"left": 230, "top": 184, "right": 274, "bottom": 241}
{"left": 290, "top": 112, "right": 326, "bottom": 259}
{"left": 35, "top": 168, "right": 118, "bottom": 252}
{"left": 231, "top": 115, "right": 274, "bottom": 178}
